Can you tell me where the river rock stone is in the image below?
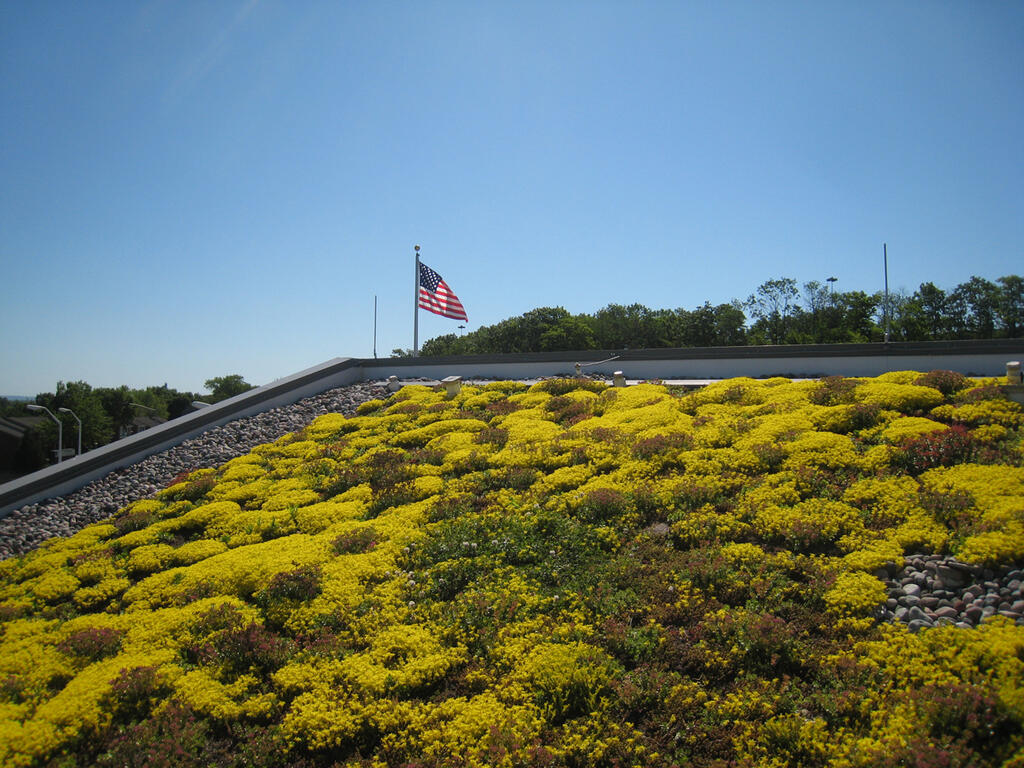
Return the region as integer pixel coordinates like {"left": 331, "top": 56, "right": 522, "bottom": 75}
{"left": 907, "top": 606, "right": 931, "bottom": 623}
{"left": 937, "top": 564, "right": 970, "bottom": 589}
{"left": 883, "top": 556, "right": 1024, "bottom": 631}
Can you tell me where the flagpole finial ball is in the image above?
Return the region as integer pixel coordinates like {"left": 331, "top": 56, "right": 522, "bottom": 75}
{"left": 414, "top": 245, "right": 420, "bottom": 251}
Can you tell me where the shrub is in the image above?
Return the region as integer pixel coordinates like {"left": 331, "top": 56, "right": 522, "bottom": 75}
{"left": 956, "top": 384, "right": 1006, "bottom": 403}
{"left": 58, "top": 626, "right": 124, "bottom": 661}
{"left": 874, "top": 684, "right": 1020, "bottom": 768}
{"left": 307, "top": 462, "right": 361, "bottom": 500}
{"left": 254, "top": 565, "right": 322, "bottom": 626}
{"left": 544, "top": 395, "right": 592, "bottom": 425}
{"left": 914, "top": 369, "right": 970, "bottom": 397}
{"left": 809, "top": 376, "right": 860, "bottom": 406}
{"left": 113, "top": 506, "right": 160, "bottom": 535}
{"left": 367, "top": 482, "right": 421, "bottom": 516}
{"left": 106, "top": 666, "right": 169, "bottom": 722}
{"left": 192, "top": 602, "right": 246, "bottom": 636}
{"left": 160, "top": 473, "right": 217, "bottom": 504}
{"left": 475, "top": 466, "right": 538, "bottom": 492}
{"left": 917, "top": 486, "right": 975, "bottom": 528}
{"left": 485, "top": 399, "right": 523, "bottom": 417}
{"left": 194, "top": 621, "right": 290, "bottom": 674}
{"left": 534, "top": 378, "right": 606, "bottom": 396}
{"left": 257, "top": 564, "right": 322, "bottom": 605}
{"left": 427, "top": 492, "right": 491, "bottom": 522}
{"left": 894, "top": 425, "right": 975, "bottom": 474}
{"left": 95, "top": 703, "right": 227, "bottom": 768}
{"left": 332, "top": 526, "right": 379, "bottom": 554}
{"left": 473, "top": 426, "right": 509, "bottom": 447}
{"left": 362, "top": 449, "right": 413, "bottom": 489}
{"left": 576, "top": 488, "right": 629, "bottom": 523}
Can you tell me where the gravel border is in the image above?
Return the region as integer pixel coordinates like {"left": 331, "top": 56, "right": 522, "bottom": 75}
{"left": 878, "top": 554, "right": 1024, "bottom": 630}
{"left": 0, "top": 380, "right": 389, "bottom": 560}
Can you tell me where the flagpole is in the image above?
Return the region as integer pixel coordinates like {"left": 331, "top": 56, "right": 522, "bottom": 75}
{"left": 413, "top": 245, "right": 420, "bottom": 356}
{"left": 883, "top": 243, "right": 890, "bottom": 343}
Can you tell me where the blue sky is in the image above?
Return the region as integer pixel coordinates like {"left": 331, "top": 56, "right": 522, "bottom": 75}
{"left": 2, "top": 1, "right": 1022, "bottom": 396}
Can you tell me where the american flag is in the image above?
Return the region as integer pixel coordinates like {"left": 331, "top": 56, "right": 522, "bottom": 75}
{"left": 418, "top": 262, "right": 468, "bottom": 321}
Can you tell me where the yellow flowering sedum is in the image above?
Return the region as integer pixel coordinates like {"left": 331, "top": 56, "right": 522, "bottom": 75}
{"left": 825, "top": 571, "right": 887, "bottom": 616}
{"left": 1, "top": 374, "right": 1022, "bottom": 767}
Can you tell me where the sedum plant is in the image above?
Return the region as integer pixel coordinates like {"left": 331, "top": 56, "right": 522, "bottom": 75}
{"left": 0, "top": 372, "right": 1022, "bottom": 767}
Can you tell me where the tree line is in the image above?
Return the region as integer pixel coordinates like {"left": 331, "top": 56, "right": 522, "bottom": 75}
{"left": 405, "top": 274, "right": 1022, "bottom": 356}
{"left": 1, "top": 375, "right": 254, "bottom": 475}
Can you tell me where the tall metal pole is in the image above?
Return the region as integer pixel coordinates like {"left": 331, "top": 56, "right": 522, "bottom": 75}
{"left": 413, "top": 245, "right": 421, "bottom": 356}
{"left": 883, "top": 243, "right": 891, "bottom": 342}
{"left": 373, "top": 295, "right": 378, "bottom": 359}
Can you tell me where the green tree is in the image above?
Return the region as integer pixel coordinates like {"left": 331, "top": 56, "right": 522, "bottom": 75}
{"left": 950, "top": 276, "right": 999, "bottom": 339}
{"left": 711, "top": 302, "right": 748, "bottom": 346}
{"left": 789, "top": 281, "right": 832, "bottom": 343}
{"left": 538, "top": 316, "right": 597, "bottom": 351}
{"left": 204, "top": 375, "right": 255, "bottom": 403}
{"left": 420, "top": 334, "right": 478, "bottom": 356}
{"left": 471, "top": 308, "right": 573, "bottom": 353}
{"left": 588, "top": 303, "right": 655, "bottom": 349}
{"left": 684, "top": 304, "right": 717, "bottom": 347}
{"left": 35, "top": 381, "right": 113, "bottom": 452}
{"left": 915, "top": 282, "right": 949, "bottom": 340}
{"left": 646, "top": 308, "right": 687, "bottom": 347}
{"left": 167, "top": 395, "right": 195, "bottom": 419}
{"left": 996, "top": 275, "right": 1024, "bottom": 337}
{"left": 516, "top": 307, "right": 573, "bottom": 352}
{"left": 128, "top": 383, "right": 194, "bottom": 420}
{"left": 96, "top": 386, "right": 135, "bottom": 440}
{"left": 885, "top": 289, "right": 939, "bottom": 341}
{"left": 745, "top": 278, "right": 799, "bottom": 344}
{"left": 836, "top": 290, "right": 878, "bottom": 342}
{"left": 414, "top": 270, "right": 1017, "bottom": 355}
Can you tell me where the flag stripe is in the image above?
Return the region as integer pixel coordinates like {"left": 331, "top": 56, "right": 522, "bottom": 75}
{"left": 418, "top": 263, "right": 468, "bottom": 321}
{"left": 418, "top": 291, "right": 467, "bottom": 320}
{"left": 418, "top": 286, "right": 464, "bottom": 314}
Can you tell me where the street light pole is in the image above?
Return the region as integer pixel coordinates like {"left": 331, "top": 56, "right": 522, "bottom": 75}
{"left": 58, "top": 407, "right": 82, "bottom": 457}
{"left": 27, "top": 404, "right": 63, "bottom": 464}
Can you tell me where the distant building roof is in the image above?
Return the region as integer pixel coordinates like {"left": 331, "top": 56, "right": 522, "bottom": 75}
{"left": 0, "top": 415, "right": 47, "bottom": 439}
